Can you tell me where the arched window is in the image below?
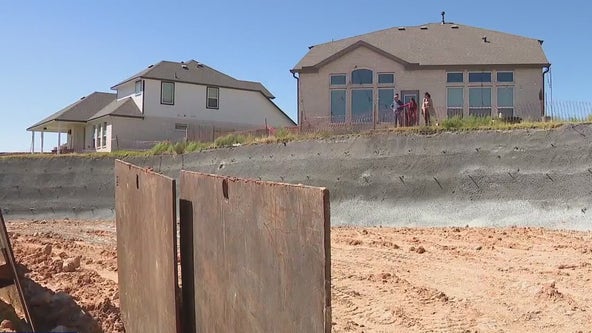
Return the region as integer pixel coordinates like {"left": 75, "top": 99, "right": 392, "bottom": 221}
{"left": 351, "top": 69, "right": 373, "bottom": 84}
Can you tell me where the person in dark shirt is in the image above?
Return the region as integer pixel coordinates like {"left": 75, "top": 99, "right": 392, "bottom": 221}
{"left": 392, "top": 93, "right": 404, "bottom": 127}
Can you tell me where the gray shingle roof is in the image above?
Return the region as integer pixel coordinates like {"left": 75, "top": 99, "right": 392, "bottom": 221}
{"left": 88, "top": 97, "right": 142, "bottom": 121}
{"left": 292, "top": 23, "right": 550, "bottom": 71}
{"left": 111, "top": 60, "right": 275, "bottom": 98}
{"left": 27, "top": 92, "right": 116, "bottom": 130}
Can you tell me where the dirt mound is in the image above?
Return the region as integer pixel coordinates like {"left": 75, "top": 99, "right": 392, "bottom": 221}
{"left": 7, "top": 221, "right": 122, "bottom": 333}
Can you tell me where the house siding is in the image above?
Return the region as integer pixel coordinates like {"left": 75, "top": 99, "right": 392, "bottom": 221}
{"left": 142, "top": 79, "right": 292, "bottom": 127}
{"left": 116, "top": 80, "right": 143, "bottom": 112}
{"left": 298, "top": 45, "right": 544, "bottom": 125}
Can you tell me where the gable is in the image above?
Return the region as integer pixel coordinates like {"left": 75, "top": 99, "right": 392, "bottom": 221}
{"left": 298, "top": 40, "right": 414, "bottom": 73}
{"left": 293, "top": 23, "right": 550, "bottom": 72}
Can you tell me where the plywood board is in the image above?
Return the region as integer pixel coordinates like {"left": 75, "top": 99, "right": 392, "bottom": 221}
{"left": 179, "top": 171, "right": 331, "bottom": 333}
{"left": 115, "top": 160, "right": 179, "bottom": 333}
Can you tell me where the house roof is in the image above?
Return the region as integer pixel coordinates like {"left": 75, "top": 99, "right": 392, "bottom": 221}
{"left": 111, "top": 60, "right": 275, "bottom": 99}
{"left": 88, "top": 97, "right": 143, "bottom": 121}
{"left": 27, "top": 92, "right": 116, "bottom": 130}
{"left": 292, "top": 23, "right": 550, "bottom": 72}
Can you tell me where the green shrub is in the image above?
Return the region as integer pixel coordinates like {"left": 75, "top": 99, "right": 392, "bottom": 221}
{"left": 172, "top": 142, "right": 186, "bottom": 154}
{"left": 441, "top": 116, "right": 464, "bottom": 129}
{"left": 150, "top": 141, "right": 172, "bottom": 155}
{"left": 214, "top": 133, "right": 247, "bottom": 147}
{"left": 587, "top": 114, "right": 592, "bottom": 122}
{"left": 275, "top": 128, "right": 295, "bottom": 142}
{"left": 185, "top": 141, "right": 209, "bottom": 153}
{"left": 441, "top": 116, "right": 494, "bottom": 130}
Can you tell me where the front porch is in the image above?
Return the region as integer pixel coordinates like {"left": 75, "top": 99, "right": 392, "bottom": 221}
{"left": 27, "top": 120, "right": 86, "bottom": 154}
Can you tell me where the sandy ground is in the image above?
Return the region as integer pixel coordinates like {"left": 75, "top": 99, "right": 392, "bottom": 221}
{"left": 3, "top": 219, "right": 592, "bottom": 332}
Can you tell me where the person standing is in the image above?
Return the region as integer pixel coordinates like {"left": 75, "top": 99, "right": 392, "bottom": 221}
{"left": 408, "top": 97, "right": 418, "bottom": 126}
{"left": 392, "top": 93, "right": 404, "bottom": 127}
{"left": 422, "top": 92, "right": 436, "bottom": 126}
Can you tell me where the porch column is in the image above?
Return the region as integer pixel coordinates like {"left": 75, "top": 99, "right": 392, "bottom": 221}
{"left": 41, "top": 131, "right": 44, "bottom": 153}
{"left": 57, "top": 123, "right": 61, "bottom": 155}
{"left": 30, "top": 131, "right": 35, "bottom": 154}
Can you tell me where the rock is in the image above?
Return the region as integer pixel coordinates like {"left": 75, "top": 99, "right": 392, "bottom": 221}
{"left": 41, "top": 244, "right": 52, "bottom": 256}
{"left": 0, "top": 319, "right": 14, "bottom": 329}
{"left": 62, "top": 256, "right": 81, "bottom": 272}
{"left": 416, "top": 246, "right": 426, "bottom": 254}
{"left": 476, "top": 245, "right": 483, "bottom": 251}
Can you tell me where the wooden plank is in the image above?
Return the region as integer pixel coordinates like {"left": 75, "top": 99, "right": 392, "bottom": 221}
{"left": 179, "top": 171, "right": 331, "bottom": 333}
{"left": 115, "top": 160, "right": 179, "bottom": 333}
{"left": 0, "top": 209, "right": 36, "bottom": 332}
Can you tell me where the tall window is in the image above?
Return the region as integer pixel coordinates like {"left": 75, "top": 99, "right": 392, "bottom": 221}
{"left": 351, "top": 89, "right": 373, "bottom": 123}
{"left": 447, "top": 87, "right": 464, "bottom": 118}
{"left": 497, "top": 87, "right": 514, "bottom": 117}
{"left": 469, "top": 87, "right": 492, "bottom": 117}
{"left": 92, "top": 125, "right": 96, "bottom": 148}
{"left": 102, "top": 122, "right": 107, "bottom": 148}
{"left": 378, "top": 89, "right": 394, "bottom": 122}
{"left": 161, "top": 81, "right": 175, "bottom": 105}
{"left": 349, "top": 69, "right": 378, "bottom": 123}
{"left": 207, "top": 87, "right": 219, "bottom": 109}
{"left": 135, "top": 80, "right": 143, "bottom": 95}
{"left": 330, "top": 90, "right": 346, "bottom": 123}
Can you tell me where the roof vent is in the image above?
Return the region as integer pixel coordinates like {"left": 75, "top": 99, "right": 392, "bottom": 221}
{"left": 80, "top": 96, "right": 86, "bottom": 100}
{"left": 147, "top": 64, "right": 154, "bottom": 68}
{"left": 196, "top": 63, "right": 204, "bottom": 68}
{"left": 181, "top": 64, "right": 188, "bottom": 70}
{"left": 398, "top": 27, "right": 406, "bottom": 31}
{"left": 482, "top": 36, "right": 490, "bottom": 43}
{"left": 308, "top": 45, "right": 315, "bottom": 50}
{"left": 420, "top": 26, "right": 428, "bottom": 30}
{"left": 451, "top": 25, "right": 459, "bottom": 29}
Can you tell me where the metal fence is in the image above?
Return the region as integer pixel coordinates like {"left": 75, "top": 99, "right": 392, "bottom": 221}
{"left": 545, "top": 100, "right": 592, "bottom": 122}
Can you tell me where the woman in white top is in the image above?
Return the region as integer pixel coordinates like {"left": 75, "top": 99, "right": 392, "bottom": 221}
{"left": 421, "top": 92, "right": 436, "bottom": 126}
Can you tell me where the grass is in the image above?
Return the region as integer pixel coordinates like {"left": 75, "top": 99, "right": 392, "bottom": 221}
{"left": 0, "top": 120, "right": 579, "bottom": 159}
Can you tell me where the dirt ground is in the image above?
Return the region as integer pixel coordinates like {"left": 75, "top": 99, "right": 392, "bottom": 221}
{"left": 3, "top": 219, "right": 592, "bottom": 333}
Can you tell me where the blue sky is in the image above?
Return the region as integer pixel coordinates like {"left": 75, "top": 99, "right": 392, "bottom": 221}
{"left": 0, "top": 0, "right": 589, "bottom": 152}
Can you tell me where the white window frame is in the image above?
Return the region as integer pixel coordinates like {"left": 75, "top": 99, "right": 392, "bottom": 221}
{"left": 377, "top": 73, "right": 395, "bottom": 86}
{"left": 161, "top": 81, "right": 175, "bottom": 105}
{"left": 330, "top": 74, "right": 347, "bottom": 86}
{"left": 134, "top": 80, "right": 143, "bottom": 95}
{"left": 206, "top": 86, "right": 219, "bottom": 109}
{"left": 446, "top": 87, "right": 464, "bottom": 118}
{"left": 446, "top": 72, "right": 464, "bottom": 84}
{"left": 102, "top": 122, "right": 107, "bottom": 148}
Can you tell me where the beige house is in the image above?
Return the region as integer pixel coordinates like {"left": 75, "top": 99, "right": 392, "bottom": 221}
{"left": 291, "top": 22, "right": 550, "bottom": 126}
{"left": 28, "top": 60, "right": 295, "bottom": 152}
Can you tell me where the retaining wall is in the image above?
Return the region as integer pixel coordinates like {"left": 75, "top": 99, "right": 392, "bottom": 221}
{"left": 1, "top": 124, "right": 591, "bottom": 230}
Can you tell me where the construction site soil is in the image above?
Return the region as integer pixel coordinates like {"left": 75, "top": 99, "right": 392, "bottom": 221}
{"left": 1, "top": 125, "right": 591, "bottom": 332}
{"left": 2, "top": 219, "right": 591, "bottom": 332}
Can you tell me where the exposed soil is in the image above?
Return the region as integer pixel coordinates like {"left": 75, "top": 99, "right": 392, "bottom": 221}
{"left": 3, "top": 219, "right": 592, "bottom": 333}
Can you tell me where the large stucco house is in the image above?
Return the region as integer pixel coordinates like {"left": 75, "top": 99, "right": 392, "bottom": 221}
{"left": 27, "top": 60, "right": 295, "bottom": 152}
{"left": 291, "top": 22, "right": 550, "bottom": 126}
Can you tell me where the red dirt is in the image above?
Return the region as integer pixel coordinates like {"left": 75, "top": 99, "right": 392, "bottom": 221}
{"left": 3, "top": 219, "right": 592, "bottom": 333}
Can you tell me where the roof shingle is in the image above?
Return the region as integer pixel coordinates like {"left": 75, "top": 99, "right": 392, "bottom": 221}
{"left": 112, "top": 60, "right": 275, "bottom": 98}
{"left": 292, "top": 23, "right": 550, "bottom": 71}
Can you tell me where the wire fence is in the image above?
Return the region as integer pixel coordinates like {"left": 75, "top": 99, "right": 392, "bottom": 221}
{"left": 107, "top": 100, "right": 592, "bottom": 151}
{"left": 545, "top": 100, "right": 592, "bottom": 122}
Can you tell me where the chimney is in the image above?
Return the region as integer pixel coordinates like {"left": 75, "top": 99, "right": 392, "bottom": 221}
{"left": 441, "top": 11, "right": 446, "bottom": 24}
